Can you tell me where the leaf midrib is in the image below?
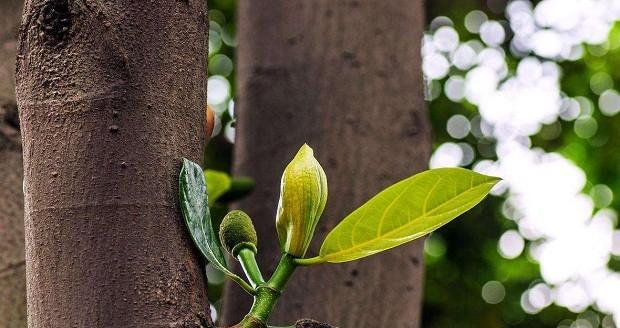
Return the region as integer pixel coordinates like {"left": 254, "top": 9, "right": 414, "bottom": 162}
{"left": 321, "top": 179, "right": 496, "bottom": 260}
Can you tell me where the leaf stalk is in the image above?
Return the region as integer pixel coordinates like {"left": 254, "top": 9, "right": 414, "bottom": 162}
{"left": 292, "top": 256, "right": 325, "bottom": 266}
{"left": 229, "top": 273, "right": 257, "bottom": 296}
{"left": 237, "top": 248, "right": 265, "bottom": 288}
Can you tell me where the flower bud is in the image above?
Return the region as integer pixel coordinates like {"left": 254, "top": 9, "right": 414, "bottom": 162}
{"left": 219, "top": 210, "right": 258, "bottom": 257}
{"left": 276, "top": 144, "right": 328, "bottom": 257}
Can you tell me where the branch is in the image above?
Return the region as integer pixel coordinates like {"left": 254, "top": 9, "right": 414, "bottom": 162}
{"left": 294, "top": 319, "right": 337, "bottom": 328}
{"left": 225, "top": 318, "right": 336, "bottom": 328}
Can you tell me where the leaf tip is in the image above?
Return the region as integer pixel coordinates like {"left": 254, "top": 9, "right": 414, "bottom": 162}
{"left": 473, "top": 170, "right": 502, "bottom": 185}
{"left": 486, "top": 175, "right": 502, "bottom": 186}
{"left": 180, "top": 158, "right": 194, "bottom": 172}
{"left": 489, "top": 175, "right": 502, "bottom": 182}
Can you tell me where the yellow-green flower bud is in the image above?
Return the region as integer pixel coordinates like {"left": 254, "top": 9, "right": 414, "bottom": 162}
{"left": 276, "top": 144, "right": 328, "bottom": 257}
{"left": 219, "top": 210, "right": 258, "bottom": 257}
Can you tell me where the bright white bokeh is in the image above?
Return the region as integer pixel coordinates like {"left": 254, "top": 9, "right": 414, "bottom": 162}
{"left": 444, "top": 76, "right": 466, "bottom": 101}
{"left": 433, "top": 26, "right": 460, "bottom": 52}
{"left": 430, "top": 142, "right": 463, "bottom": 168}
{"left": 599, "top": 90, "right": 620, "bottom": 116}
{"left": 423, "top": 52, "right": 450, "bottom": 80}
{"left": 451, "top": 44, "right": 477, "bottom": 70}
{"left": 423, "top": 0, "right": 620, "bottom": 324}
{"left": 446, "top": 114, "right": 470, "bottom": 139}
{"left": 480, "top": 21, "right": 505, "bottom": 46}
{"left": 207, "top": 75, "right": 231, "bottom": 105}
{"left": 521, "top": 283, "right": 553, "bottom": 314}
{"left": 498, "top": 230, "right": 525, "bottom": 259}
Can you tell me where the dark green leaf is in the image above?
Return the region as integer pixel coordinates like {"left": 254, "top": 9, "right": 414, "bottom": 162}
{"left": 179, "top": 158, "right": 233, "bottom": 275}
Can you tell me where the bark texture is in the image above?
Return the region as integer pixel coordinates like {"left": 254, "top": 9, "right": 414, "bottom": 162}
{"left": 294, "top": 319, "right": 336, "bottom": 328}
{"left": 0, "top": 0, "right": 26, "bottom": 327}
{"left": 15, "top": 1, "right": 210, "bottom": 327}
{"left": 223, "top": 1, "right": 430, "bottom": 327}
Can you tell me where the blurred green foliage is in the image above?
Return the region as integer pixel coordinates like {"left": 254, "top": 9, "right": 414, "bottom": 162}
{"left": 424, "top": 1, "right": 620, "bottom": 327}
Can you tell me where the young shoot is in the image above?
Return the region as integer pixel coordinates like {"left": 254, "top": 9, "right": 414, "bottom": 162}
{"left": 179, "top": 144, "right": 500, "bottom": 328}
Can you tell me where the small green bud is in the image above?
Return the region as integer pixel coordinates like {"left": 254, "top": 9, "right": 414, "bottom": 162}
{"left": 219, "top": 210, "right": 258, "bottom": 257}
{"left": 276, "top": 144, "right": 328, "bottom": 257}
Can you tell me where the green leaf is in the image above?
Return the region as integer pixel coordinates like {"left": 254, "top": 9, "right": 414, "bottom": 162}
{"left": 205, "top": 169, "right": 232, "bottom": 206}
{"left": 318, "top": 168, "right": 500, "bottom": 263}
{"left": 179, "top": 159, "right": 233, "bottom": 275}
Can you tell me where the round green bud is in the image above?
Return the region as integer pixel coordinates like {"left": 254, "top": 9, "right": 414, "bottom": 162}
{"left": 219, "top": 210, "right": 258, "bottom": 257}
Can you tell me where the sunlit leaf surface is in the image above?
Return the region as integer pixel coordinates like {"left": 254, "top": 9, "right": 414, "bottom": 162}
{"left": 319, "top": 168, "right": 500, "bottom": 263}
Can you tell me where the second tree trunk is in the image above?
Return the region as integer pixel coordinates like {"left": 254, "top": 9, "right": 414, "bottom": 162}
{"left": 223, "top": 1, "right": 430, "bottom": 327}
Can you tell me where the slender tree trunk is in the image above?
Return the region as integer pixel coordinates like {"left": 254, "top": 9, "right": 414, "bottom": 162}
{"left": 15, "top": 1, "right": 211, "bottom": 327}
{"left": 223, "top": 1, "right": 430, "bottom": 327}
{"left": 0, "top": 1, "right": 26, "bottom": 327}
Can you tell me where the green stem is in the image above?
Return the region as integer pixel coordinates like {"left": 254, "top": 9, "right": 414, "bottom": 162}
{"left": 238, "top": 254, "right": 298, "bottom": 327}
{"left": 237, "top": 248, "right": 265, "bottom": 288}
{"left": 267, "top": 254, "right": 297, "bottom": 291}
{"left": 240, "top": 286, "right": 280, "bottom": 327}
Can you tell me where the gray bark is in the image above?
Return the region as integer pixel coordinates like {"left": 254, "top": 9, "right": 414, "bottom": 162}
{"left": 15, "top": 1, "right": 211, "bottom": 327}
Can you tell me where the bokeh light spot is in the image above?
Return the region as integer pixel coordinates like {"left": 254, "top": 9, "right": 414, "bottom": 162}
{"left": 480, "top": 21, "right": 505, "bottom": 46}
{"left": 590, "top": 72, "right": 614, "bottom": 95}
{"left": 574, "top": 117, "right": 598, "bottom": 139}
{"left": 446, "top": 114, "right": 471, "bottom": 139}
{"left": 482, "top": 281, "right": 506, "bottom": 304}
{"left": 433, "top": 26, "right": 460, "bottom": 52}
{"left": 498, "top": 230, "right": 525, "bottom": 259}
{"left": 590, "top": 184, "right": 613, "bottom": 208}
{"left": 207, "top": 76, "right": 231, "bottom": 105}
{"left": 423, "top": 53, "right": 450, "bottom": 80}
{"left": 430, "top": 143, "right": 463, "bottom": 168}
{"left": 424, "top": 234, "right": 447, "bottom": 258}
{"left": 599, "top": 90, "right": 620, "bottom": 116}
{"left": 465, "top": 10, "right": 488, "bottom": 33}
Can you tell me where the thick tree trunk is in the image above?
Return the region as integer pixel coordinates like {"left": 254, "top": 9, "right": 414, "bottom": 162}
{"left": 0, "top": 1, "right": 26, "bottom": 327}
{"left": 223, "top": 1, "right": 430, "bottom": 327}
{"left": 15, "top": 1, "right": 211, "bottom": 327}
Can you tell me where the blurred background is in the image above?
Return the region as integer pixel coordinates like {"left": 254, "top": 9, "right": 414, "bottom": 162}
{"left": 204, "top": 0, "right": 620, "bottom": 327}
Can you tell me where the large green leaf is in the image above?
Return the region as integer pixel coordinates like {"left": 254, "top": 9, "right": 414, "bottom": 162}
{"left": 318, "top": 168, "right": 500, "bottom": 263}
{"left": 205, "top": 169, "right": 232, "bottom": 206}
{"left": 179, "top": 159, "right": 233, "bottom": 275}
